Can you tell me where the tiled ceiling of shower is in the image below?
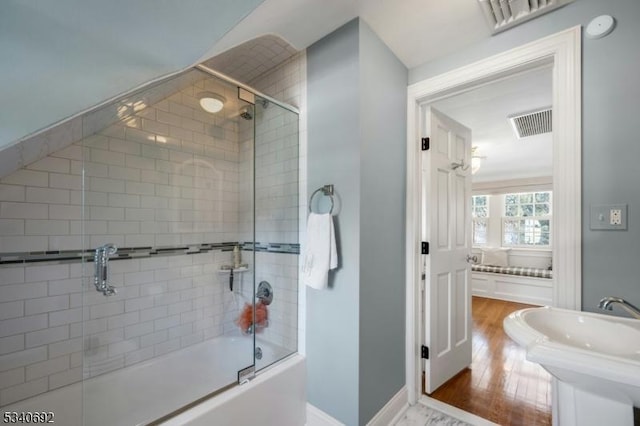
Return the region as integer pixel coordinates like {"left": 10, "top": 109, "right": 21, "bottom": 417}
{"left": 201, "top": 35, "right": 298, "bottom": 85}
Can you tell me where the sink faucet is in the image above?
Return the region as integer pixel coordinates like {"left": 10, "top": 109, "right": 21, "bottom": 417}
{"left": 598, "top": 296, "right": 640, "bottom": 319}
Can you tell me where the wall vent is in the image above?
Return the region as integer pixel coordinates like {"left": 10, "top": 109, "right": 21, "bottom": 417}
{"left": 477, "top": 0, "right": 575, "bottom": 34}
{"left": 509, "top": 107, "right": 552, "bottom": 139}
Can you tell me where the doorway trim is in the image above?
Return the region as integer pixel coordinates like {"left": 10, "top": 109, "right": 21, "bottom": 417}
{"left": 405, "top": 27, "right": 582, "bottom": 404}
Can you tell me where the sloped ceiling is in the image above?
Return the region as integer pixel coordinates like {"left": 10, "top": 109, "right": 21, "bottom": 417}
{"left": 0, "top": 0, "right": 264, "bottom": 150}
{"left": 201, "top": 0, "right": 491, "bottom": 68}
{"left": 1, "top": 0, "right": 502, "bottom": 156}
{"left": 201, "top": 35, "right": 298, "bottom": 85}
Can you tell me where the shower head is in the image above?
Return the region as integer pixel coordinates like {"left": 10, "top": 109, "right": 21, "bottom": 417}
{"left": 239, "top": 106, "right": 253, "bottom": 120}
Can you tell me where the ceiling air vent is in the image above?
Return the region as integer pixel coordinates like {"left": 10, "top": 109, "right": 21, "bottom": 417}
{"left": 509, "top": 107, "right": 552, "bottom": 139}
{"left": 477, "top": 0, "right": 575, "bottom": 34}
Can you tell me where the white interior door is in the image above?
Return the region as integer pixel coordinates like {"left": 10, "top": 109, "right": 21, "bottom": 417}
{"left": 422, "top": 107, "right": 472, "bottom": 394}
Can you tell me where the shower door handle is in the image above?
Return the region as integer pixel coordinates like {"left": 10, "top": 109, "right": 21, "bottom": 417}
{"left": 94, "top": 244, "right": 118, "bottom": 296}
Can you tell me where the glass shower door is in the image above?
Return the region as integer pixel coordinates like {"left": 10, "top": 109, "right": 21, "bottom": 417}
{"left": 79, "top": 69, "right": 257, "bottom": 425}
{"left": 251, "top": 94, "right": 299, "bottom": 371}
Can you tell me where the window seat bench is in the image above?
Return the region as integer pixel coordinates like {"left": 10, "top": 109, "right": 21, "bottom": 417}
{"left": 471, "top": 264, "right": 552, "bottom": 306}
{"left": 471, "top": 264, "right": 552, "bottom": 279}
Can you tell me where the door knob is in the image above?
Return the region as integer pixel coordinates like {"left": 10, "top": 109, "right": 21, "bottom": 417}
{"left": 466, "top": 254, "right": 478, "bottom": 264}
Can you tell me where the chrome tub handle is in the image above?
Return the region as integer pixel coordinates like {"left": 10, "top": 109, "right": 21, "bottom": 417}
{"left": 94, "top": 244, "right": 118, "bottom": 296}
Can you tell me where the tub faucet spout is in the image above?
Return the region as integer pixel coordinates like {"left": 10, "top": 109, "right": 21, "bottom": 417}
{"left": 598, "top": 296, "right": 640, "bottom": 319}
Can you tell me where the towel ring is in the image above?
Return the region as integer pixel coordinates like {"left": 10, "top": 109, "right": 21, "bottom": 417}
{"left": 309, "top": 184, "right": 334, "bottom": 214}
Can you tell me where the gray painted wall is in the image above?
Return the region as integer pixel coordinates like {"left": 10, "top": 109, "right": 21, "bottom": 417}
{"left": 358, "top": 21, "right": 407, "bottom": 424}
{"left": 307, "top": 18, "right": 407, "bottom": 425}
{"left": 410, "top": 0, "right": 640, "bottom": 313}
{"left": 307, "top": 19, "right": 362, "bottom": 426}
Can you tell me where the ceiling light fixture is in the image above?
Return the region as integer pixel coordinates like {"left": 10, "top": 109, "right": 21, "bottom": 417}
{"left": 471, "top": 156, "right": 482, "bottom": 175}
{"left": 471, "top": 147, "right": 485, "bottom": 175}
{"left": 198, "top": 92, "right": 226, "bottom": 113}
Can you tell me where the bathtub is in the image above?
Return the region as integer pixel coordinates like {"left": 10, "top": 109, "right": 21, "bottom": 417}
{"left": 3, "top": 336, "right": 306, "bottom": 426}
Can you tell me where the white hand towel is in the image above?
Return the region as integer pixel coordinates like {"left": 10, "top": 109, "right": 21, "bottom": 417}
{"left": 302, "top": 213, "right": 338, "bottom": 290}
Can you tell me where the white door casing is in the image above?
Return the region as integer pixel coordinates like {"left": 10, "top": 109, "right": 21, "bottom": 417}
{"left": 405, "top": 27, "right": 581, "bottom": 404}
{"left": 422, "top": 107, "right": 472, "bottom": 393}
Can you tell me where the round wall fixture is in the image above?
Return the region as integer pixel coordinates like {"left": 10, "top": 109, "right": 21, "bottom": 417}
{"left": 586, "top": 15, "right": 615, "bottom": 39}
{"left": 198, "top": 92, "right": 226, "bottom": 113}
{"left": 256, "top": 281, "right": 273, "bottom": 305}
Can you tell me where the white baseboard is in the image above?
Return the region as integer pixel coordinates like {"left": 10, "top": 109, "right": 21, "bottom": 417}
{"left": 366, "top": 386, "right": 408, "bottom": 426}
{"left": 306, "top": 386, "right": 408, "bottom": 426}
{"left": 306, "top": 403, "right": 344, "bottom": 426}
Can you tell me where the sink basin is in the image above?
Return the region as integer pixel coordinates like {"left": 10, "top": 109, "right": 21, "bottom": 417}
{"left": 512, "top": 307, "right": 640, "bottom": 359}
{"left": 504, "top": 306, "right": 640, "bottom": 415}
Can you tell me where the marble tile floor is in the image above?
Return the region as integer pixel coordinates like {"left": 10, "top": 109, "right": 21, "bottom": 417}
{"left": 394, "top": 398, "right": 498, "bottom": 426}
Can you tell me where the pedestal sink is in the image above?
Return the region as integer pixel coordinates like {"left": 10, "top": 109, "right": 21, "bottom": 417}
{"left": 504, "top": 306, "right": 640, "bottom": 426}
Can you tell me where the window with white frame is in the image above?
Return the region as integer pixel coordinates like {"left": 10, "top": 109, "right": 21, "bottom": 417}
{"left": 472, "top": 195, "right": 489, "bottom": 246}
{"left": 502, "top": 191, "right": 552, "bottom": 247}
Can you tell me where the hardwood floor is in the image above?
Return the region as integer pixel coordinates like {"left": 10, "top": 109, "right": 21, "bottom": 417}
{"left": 428, "top": 296, "right": 552, "bottom": 426}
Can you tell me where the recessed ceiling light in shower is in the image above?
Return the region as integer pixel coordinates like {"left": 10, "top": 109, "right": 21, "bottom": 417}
{"left": 198, "top": 92, "right": 226, "bottom": 113}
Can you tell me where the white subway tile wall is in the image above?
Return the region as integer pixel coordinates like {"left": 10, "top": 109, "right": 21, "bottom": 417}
{"left": 0, "top": 57, "right": 305, "bottom": 406}
{"left": 254, "top": 252, "right": 298, "bottom": 352}
{"left": 248, "top": 52, "right": 305, "bottom": 357}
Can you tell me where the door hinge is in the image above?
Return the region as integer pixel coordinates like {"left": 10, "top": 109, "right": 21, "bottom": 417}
{"left": 421, "top": 345, "right": 429, "bottom": 359}
{"left": 421, "top": 137, "right": 430, "bottom": 151}
{"left": 421, "top": 242, "right": 429, "bottom": 255}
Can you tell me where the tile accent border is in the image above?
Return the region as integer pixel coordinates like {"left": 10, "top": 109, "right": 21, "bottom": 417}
{"left": 242, "top": 242, "right": 300, "bottom": 255}
{"left": 0, "top": 242, "right": 300, "bottom": 265}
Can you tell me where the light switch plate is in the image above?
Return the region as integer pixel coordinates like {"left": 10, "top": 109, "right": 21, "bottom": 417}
{"left": 590, "top": 204, "right": 628, "bottom": 230}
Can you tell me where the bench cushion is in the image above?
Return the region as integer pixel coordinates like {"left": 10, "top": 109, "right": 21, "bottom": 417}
{"left": 472, "top": 264, "right": 552, "bottom": 279}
